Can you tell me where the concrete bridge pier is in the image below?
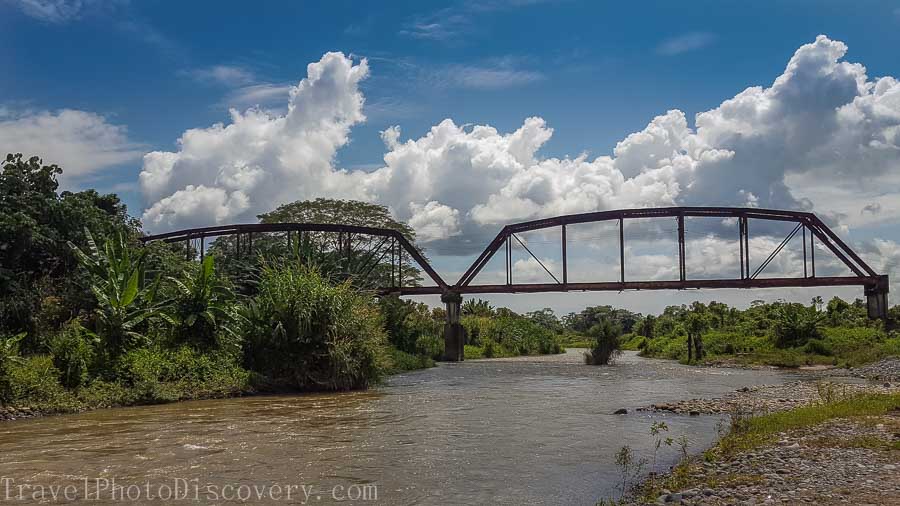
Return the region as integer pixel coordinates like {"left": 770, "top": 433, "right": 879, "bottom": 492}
{"left": 442, "top": 292, "right": 466, "bottom": 361}
{"left": 865, "top": 275, "right": 890, "bottom": 320}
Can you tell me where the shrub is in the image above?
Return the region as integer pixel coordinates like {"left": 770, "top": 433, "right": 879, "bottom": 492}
{"left": 378, "top": 296, "right": 441, "bottom": 353}
{"left": 48, "top": 322, "right": 96, "bottom": 389}
{"left": 4, "top": 355, "right": 78, "bottom": 411}
{"left": 804, "top": 338, "right": 833, "bottom": 357}
{"left": 384, "top": 347, "right": 434, "bottom": 374}
{"left": 242, "top": 263, "right": 388, "bottom": 391}
{"left": 415, "top": 334, "right": 443, "bottom": 360}
{"left": 482, "top": 339, "right": 496, "bottom": 358}
{"left": 116, "top": 346, "right": 250, "bottom": 403}
{"left": 585, "top": 320, "right": 622, "bottom": 365}
{"left": 0, "top": 332, "right": 25, "bottom": 402}
{"left": 463, "top": 344, "right": 485, "bottom": 359}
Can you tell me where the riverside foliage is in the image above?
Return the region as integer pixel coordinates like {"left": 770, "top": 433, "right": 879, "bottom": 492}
{"left": 0, "top": 154, "right": 565, "bottom": 414}
{"left": 619, "top": 299, "right": 900, "bottom": 367}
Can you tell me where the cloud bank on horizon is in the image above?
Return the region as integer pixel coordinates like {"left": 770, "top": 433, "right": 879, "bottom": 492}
{"left": 138, "top": 35, "right": 900, "bottom": 260}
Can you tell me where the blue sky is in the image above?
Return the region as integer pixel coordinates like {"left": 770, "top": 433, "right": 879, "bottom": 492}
{"left": 3, "top": 0, "right": 900, "bottom": 313}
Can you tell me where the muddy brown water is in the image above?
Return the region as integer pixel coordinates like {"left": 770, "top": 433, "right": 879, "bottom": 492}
{"left": 0, "top": 350, "right": 800, "bottom": 505}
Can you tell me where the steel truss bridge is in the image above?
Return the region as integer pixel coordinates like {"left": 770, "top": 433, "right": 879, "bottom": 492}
{"left": 142, "top": 207, "right": 889, "bottom": 359}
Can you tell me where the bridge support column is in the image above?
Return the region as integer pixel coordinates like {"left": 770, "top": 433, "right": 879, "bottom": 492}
{"left": 865, "top": 275, "right": 890, "bottom": 320}
{"left": 442, "top": 292, "right": 466, "bottom": 362}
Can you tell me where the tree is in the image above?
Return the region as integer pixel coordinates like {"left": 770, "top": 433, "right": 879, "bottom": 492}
{"left": 584, "top": 320, "right": 622, "bottom": 365}
{"left": 685, "top": 312, "right": 708, "bottom": 362}
{"left": 0, "top": 154, "right": 141, "bottom": 338}
{"left": 462, "top": 298, "right": 494, "bottom": 317}
{"left": 637, "top": 314, "right": 656, "bottom": 339}
{"left": 811, "top": 296, "right": 824, "bottom": 312}
{"left": 825, "top": 296, "right": 851, "bottom": 326}
{"left": 526, "top": 308, "right": 563, "bottom": 333}
{"left": 209, "top": 198, "right": 423, "bottom": 292}
{"left": 773, "top": 302, "right": 824, "bottom": 348}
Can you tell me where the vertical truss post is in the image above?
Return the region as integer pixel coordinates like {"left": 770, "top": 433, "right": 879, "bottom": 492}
{"left": 677, "top": 214, "right": 686, "bottom": 282}
{"left": 200, "top": 236, "right": 205, "bottom": 261}
{"left": 802, "top": 226, "right": 808, "bottom": 278}
{"left": 397, "top": 238, "right": 402, "bottom": 288}
{"left": 390, "top": 237, "right": 395, "bottom": 288}
{"left": 561, "top": 225, "right": 568, "bottom": 286}
{"left": 506, "top": 235, "right": 511, "bottom": 285}
{"left": 248, "top": 232, "right": 253, "bottom": 255}
{"left": 810, "top": 229, "right": 816, "bottom": 277}
{"left": 619, "top": 217, "right": 625, "bottom": 283}
{"left": 744, "top": 216, "right": 750, "bottom": 278}
{"left": 287, "top": 230, "right": 292, "bottom": 252}
{"left": 739, "top": 218, "right": 744, "bottom": 279}
{"left": 343, "top": 232, "right": 350, "bottom": 274}
{"left": 739, "top": 216, "right": 749, "bottom": 280}
{"left": 338, "top": 231, "right": 343, "bottom": 270}
{"left": 185, "top": 235, "right": 191, "bottom": 260}
{"left": 235, "top": 233, "right": 240, "bottom": 257}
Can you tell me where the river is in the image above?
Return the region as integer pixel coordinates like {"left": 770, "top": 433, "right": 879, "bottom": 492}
{"left": 0, "top": 350, "right": 799, "bottom": 505}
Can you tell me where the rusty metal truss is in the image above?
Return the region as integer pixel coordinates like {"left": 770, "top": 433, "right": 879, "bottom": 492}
{"left": 139, "top": 207, "right": 889, "bottom": 307}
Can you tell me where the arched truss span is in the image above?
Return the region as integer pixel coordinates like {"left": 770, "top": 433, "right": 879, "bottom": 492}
{"left": 139, "top": 222, "right": 449, "bottom": 292}
{"left": 139, "top": 207, "right": 889, "bottom": 318}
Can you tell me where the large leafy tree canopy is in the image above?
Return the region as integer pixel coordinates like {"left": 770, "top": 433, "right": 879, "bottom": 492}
{"left": 0, "top": 154, "right": 141, "bottom": 337}
{"left": 210, "top": 198, "right": 423, "bottom": 292}
{"left": 260, "top": 198, "right": 416, "bottom": 240}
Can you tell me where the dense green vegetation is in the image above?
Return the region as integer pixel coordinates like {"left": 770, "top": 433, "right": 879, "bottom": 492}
{"left": 461, "top": 304, "right": 564, "bottom": 358}
{"left": 0, "top": 154, "right": 565, "bottom": 416}
{"left": 617, "top": 298, "right": 900, "bottom": 367}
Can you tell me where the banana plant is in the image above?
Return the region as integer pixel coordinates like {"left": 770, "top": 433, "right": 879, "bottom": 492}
{"left": 69, "top": 229, "right": 160, "bottom": 359}
{"left": 159, "top": 255, "right": 241, "bottom": 353}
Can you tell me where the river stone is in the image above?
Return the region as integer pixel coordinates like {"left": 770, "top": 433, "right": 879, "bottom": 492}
{"left": 613, "top": 408, "right": 628, "bottom": 415}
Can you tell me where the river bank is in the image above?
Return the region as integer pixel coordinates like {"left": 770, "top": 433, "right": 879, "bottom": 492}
{"left": 624, "top": 358, "right": 900, "bottom": 505}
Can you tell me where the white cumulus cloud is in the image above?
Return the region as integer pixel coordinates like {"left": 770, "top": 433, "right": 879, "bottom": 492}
{"left": 0, "top": 109, "right": 143, "bottom": 186}
{"left": 140, "top": 36, "right": 900, "bottom": 262}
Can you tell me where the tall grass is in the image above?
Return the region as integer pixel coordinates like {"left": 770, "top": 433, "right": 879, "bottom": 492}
{"left": 242, "top": 262, "right": 389, "bottom": 391}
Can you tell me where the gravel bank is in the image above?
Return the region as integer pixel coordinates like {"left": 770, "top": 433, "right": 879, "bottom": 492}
{"left": 629, "top": 361, "right": 900, "bottom": 505}
{"left": 642, "top": 380, "right": 900, "bottom": 415}
{"left": 648, "top": 415, "right": 900, "bottom": 505}
{"left": 827, "top": 357, "right": 900, "bottom": 382}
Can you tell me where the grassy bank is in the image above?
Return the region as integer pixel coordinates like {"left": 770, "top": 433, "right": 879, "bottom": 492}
{"left": 0, "top": 342, "right": 435, "bottom": 420}
{"left": 627, "top": 391, "right": 900, "bottom": 503}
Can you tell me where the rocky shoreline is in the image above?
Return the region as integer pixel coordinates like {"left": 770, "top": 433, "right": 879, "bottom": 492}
{"left": 0, "top": 405, "right": 44, "bottom": 421}
{"left": 641, "top": 380, "right": 899, "bottom": 416}
{"left": 628, "top": 358, "right": 900, "bottom": 505}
